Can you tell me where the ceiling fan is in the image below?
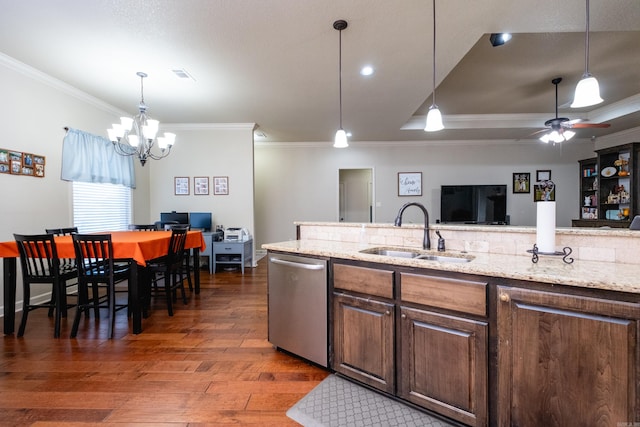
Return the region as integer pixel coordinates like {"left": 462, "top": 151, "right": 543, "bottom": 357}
{"left": 537, "top": 77, "right": 610, "bottom": 144}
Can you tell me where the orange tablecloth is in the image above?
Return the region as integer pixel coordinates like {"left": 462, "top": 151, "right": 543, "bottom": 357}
{"left": 0, "top": 230, "right": 206, "bottom": 267}
{"left": 2, "top": 230, "right": 206, "bottom": 335}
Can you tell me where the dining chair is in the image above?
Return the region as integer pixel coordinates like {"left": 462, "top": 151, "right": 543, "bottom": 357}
{"left": 13, "top": 233, "right": 77, "bottom": 338}
{"left": 128, "top": 224, "right": 157, "bottom": 231}
{"left": 45, "top": 227, "right": 79, "bottom": 317}
{"left": 145, "top": 228, "right": 189, "bottom": 316}
{"left": 164, "top": 223, "right": 193, "bottom": 291}
{"left": 70, "top": 233, "right": 131, "bottom": 339}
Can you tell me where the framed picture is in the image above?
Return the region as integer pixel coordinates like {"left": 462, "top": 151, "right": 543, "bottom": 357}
{"left": 194, "top": 176, "right": 209, "bottom": 195}
{"left": 536, "top": 169, "right": 551, "bottom": 182}
{"left": 398, "top": 172, "right": 422, "bottom": 196}
{"left": 513, "top": 172, "right": 530, "bottom": 193}
{"left": 0, "top": 149, "right": 44, "bottom": 177}
{"left": 214, "top": 176, "right": 229, "bottom": 195}
{"left": 534, "top": 180, "right": 556, "bottom": 202}
{"left": 174, "top": 176, "right": 189, "bottom": 195}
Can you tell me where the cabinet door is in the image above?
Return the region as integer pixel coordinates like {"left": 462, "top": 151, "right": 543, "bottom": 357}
{"left": 399, "top": 306, "right": 488, "bottom": 427}
{"left": 497, "top": 286, "right": 640, "bottom": 426}
{"left": 333, "top": 292, "right": 395, "bottom": 393}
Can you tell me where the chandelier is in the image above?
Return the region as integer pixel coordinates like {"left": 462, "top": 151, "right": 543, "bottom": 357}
{"left": 107, "top": 72, "right": 175, "bottom": 166}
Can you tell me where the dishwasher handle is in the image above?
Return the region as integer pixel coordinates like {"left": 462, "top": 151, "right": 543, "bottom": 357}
{"left": 269, "top": 257, "right": 325, "bottom": 271}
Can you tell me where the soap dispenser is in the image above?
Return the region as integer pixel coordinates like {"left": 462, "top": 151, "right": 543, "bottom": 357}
{"left": 436, "top": 231, "right": 445, "bottom": 252}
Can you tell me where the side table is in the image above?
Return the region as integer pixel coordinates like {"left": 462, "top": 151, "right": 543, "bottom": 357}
{"left": 211, "top": 239, "right": 253, "bottom": 274}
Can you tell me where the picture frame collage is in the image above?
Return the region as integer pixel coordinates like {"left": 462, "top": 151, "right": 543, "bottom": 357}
{"left": 174, "top": 176, "right": 229, "bottom": 196}
{"left": 513, "top": 169, "right": 555, "bottom": 202}
{"left": 0, "top": 148, "right": 45, "bottom": 178}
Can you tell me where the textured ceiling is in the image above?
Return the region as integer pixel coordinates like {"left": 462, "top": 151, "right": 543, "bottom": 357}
{"left": 0, "top": 0, "right": 638, "bottom": 144}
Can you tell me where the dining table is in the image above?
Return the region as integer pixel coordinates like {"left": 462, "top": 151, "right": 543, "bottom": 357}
{"left": 1, "top": 230, "right": 206, "bottom": 335}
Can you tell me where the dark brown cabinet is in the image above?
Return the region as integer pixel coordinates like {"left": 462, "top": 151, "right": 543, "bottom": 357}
{"left": 333, "top": 293, "right": 395, "bottom": 393}
{"left": 496, "top": 285, "right": 640, "bottom": 426}
{"left": 573, "top": 142, "right": 640, "bottom": 228}
{"left": 332, "top": 261, "right": 489, "bottom": 426}
{"left": 399, "top": 272, "right": 488, "bottom": 427}
{"left": 332, "top": 263, "right": 395, "bottom": 393}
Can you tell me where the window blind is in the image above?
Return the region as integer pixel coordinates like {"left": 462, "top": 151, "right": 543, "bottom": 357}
{"left": 72, "top": 181, "right": 132, "bottom": 233}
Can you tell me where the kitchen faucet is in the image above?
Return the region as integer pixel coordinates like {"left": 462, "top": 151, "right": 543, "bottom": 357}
{"left": 394, "top": 202, "right": 431, "bottom": 250}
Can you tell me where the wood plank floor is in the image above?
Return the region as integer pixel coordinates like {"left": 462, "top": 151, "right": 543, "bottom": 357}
{"left": 0, "top": 258, "right": 329, "bottom": 426}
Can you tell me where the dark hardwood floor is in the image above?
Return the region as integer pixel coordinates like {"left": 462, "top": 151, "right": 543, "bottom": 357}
{"left": 0, "top": 258, "right": 329, "bottom": 426}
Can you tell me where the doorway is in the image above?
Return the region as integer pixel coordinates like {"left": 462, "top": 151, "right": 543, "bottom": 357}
{"left": 338, "top": 168, "right": 374, "bottom": 222}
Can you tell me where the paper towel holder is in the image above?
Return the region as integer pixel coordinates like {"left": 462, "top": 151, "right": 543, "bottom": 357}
{"left": 528, "top": 244, "right": 574, "bottom": 264}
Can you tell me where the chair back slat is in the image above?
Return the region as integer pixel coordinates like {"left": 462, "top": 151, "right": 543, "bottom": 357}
{"left": 14, "top": 234, "right": 61, "bottom": 282}
{"left": 72, "top": 234, "right": 115, "bottom": 281}
{"left": 46, "top": 227, "right": 78, "bottom": 236}
{"left": 167, "top": 228, "right": 188, "bottom": 267}
{"left": 128, "top": 224, "right": 157, "bottom": 231}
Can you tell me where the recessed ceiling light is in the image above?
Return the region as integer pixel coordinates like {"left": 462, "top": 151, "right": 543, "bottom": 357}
{"left": 360, "top": 66, "right": 374, "bottom": 76}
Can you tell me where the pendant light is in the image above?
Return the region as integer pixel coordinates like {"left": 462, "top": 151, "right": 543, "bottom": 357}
{"left": 571, "top": 0, "right": 603, "bottom": 108}
{"left": 425, "top": 0, "right": 444, "bottom": 132}
{"left": 333, "top": 20, "right": 349, "bottom": 148}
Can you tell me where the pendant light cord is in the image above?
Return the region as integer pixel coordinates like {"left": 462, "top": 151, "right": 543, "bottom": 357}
{"left": 338, "top": 27, "right": 343, "bottom": 129}
{"left": 583, "top": 0, "right": 590, "bottom": 75}
{"left": 431, "top": 0, "right": 437, "bottom": 106}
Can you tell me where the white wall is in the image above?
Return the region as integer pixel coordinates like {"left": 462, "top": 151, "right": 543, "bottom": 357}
{"left": 147, "top": 125, "right": 255, "bottom": 236}
{"left": 254, "top": 140, "right": 597, "bottom": 247}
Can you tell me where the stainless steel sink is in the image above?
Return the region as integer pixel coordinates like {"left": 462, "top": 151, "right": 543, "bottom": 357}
{"left": 360, "top": 248, "right": 421, "bottom": 258}
{"left": 414, "top": 254, "right": 472, "bottom": 263}
{"left": 359, "top": 247, "right": 472, "bottom": 263}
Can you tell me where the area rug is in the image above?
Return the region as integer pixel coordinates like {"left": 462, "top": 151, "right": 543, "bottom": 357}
{"left": 286, "top": 374, "right": 456, "bottom": 427}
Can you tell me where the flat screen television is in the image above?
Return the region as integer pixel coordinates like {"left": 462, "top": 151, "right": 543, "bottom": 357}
{"left": 440, "top": 185, "right": 507, "bottom": 224}
{"left": 189, "top": 212, "right": 212, "bottom": 231}
{"left": 160, "top": 211, "right": 189, "bottom": 225}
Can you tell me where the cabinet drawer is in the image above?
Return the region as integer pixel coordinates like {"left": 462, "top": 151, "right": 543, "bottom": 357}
{"left": 214, "top": 244, "right": 243, "bottom": 254}
{"left": 400, "top": 272, "right": 487, "bottom": 317}
{"left": 334, "top": 263, "right": 394, "bottom": 299}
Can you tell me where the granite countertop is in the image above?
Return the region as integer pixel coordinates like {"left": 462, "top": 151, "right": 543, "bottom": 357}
{"left": 262, "top": 239, "right": 640, "bottom": 295}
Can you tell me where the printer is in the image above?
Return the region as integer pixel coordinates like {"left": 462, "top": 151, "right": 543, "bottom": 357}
{"left": 224, "top": 227, "right": 250, "bottom": 241}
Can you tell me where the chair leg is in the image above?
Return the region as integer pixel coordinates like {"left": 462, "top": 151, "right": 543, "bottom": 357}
{"left": 17, "top": 286, "right": 30, "bottom": 337}
{"left": 184, "top": 252, "right": 193, "bottom": 291}
{"left": 108, "top": 282, "right": 116, "bottom": 339}
{"left": 165, "top": 272, "right": 174, "bottom": 316}
{"left": 70, "top": 304, "right": 84, "bottom": 338}
{"left": 91, "top": 282, "right": 100, "bottom": 318}
{"left": 53, "top": 281, "right": 63, "bottom": 338}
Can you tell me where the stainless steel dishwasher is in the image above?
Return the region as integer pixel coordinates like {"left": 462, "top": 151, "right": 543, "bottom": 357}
{"left": 268, "top": 252, "right": 328, "bottom": 367}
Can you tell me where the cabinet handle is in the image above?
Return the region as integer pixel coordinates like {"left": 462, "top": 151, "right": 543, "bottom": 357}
{"left": 401, "top": 313, "right": 406, "bottom": 319}
{"left": 385, "top": 311, "right": 391, "bottom": 316}
{"left": 499, "top": 293, "right": 510, "bottom": 302}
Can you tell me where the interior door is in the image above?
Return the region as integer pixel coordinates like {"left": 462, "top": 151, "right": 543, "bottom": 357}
{"left": 338, "top": 168, "right": 373, "bottom": 222}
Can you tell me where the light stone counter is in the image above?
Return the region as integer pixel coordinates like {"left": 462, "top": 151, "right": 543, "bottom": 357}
{"left": 262, "top": 238, "right": 640, "bottom": 295}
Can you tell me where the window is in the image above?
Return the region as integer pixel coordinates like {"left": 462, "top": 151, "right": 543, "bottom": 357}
{"left": 72, "top": 181, "right": 132, "bottom": 233}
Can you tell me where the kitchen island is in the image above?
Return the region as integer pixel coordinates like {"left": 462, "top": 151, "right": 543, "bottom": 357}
{"left": 264, "top": 222, "right": 640, "bottom": 426}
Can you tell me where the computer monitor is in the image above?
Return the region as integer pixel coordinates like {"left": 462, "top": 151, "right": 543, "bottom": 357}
{"left": 190, "top": 212, "right": 212, "bottom": 231}
{"left": 160, "top": 211, "right": 189, "bottom": 225}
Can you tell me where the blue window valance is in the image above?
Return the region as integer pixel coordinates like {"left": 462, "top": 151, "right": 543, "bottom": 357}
{"left": 61, "top": 128, "right": 136, "bottom": 188}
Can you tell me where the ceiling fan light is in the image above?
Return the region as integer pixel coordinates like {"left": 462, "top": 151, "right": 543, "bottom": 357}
{"left": 539, "top": 133, "right": 551, "bottom": 144}
{"left": 563, "top": 130, "right": 576, "bottom": 141}
{"left": 571, "top": 74, "right": 603, "bottom": 108}
{"left": 334, "top": 129, "right": 348, "bottom": 148}
{"left": 425, "top": 105, "right": 444, "bottom": 132}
